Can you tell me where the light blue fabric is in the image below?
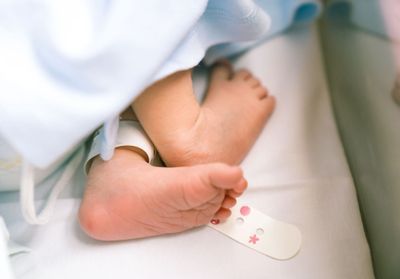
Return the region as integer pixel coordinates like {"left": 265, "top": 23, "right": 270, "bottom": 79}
{"left": 0, "top": 0, "right": 321, "bottom": 169}
{"left": 205, "top": 0, "right": 322, "bottom": 64}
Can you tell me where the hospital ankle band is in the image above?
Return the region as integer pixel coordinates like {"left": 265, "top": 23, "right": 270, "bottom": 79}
{"left": 85, "top": 120, "right": 155, "bottom": 173}
{"left": 208, "top": 203, "right": 302, "bottom": 260}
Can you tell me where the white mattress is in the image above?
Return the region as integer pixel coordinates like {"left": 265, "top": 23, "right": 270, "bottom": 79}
{"left": 0, "top": 25, "right": 375, "bottom": 279}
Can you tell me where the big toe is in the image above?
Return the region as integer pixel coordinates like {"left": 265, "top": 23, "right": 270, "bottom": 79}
{"left": 210, "top": 60, "right": 233, "bottom": 84}
{"left": 206, "top": 163, "right": 247, "bottom": 193}
{"left": 262, "top": 95, "right": 276, "bottom": 115}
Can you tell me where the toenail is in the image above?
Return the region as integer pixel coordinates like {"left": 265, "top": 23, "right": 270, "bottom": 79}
{"left": 210, "top": 219, "right": 220, "bottom": 225}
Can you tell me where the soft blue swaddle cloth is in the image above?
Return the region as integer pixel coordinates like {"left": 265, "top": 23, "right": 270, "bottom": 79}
{"left": 205, "top": 0, "right": 322, "bottom": 63}
{"left": 0, "top": 0, "right": 321, "bottom": 170}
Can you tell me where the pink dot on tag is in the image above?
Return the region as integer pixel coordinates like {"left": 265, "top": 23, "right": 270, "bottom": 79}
{"left": 210, "top": 219, "right": 220, "bottom": 225}
{"left": 240, "top": 206, "right": 251, "bottom": 216}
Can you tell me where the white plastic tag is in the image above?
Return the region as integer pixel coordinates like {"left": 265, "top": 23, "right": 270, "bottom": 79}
{"left": 208, "top": 203, "right": 302, "bottom": 260}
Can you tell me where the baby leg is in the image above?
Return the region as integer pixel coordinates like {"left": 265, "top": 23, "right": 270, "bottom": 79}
{"left": 133, "top": 62, "right": 275, "bottom": 167}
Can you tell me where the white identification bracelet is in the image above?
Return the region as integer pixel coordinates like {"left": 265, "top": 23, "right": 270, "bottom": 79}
{"left": 85, "top": 120, "right": 156, "bottom": 173}
{"left": 208, "top": 203, "right": 302, "bottom": 260}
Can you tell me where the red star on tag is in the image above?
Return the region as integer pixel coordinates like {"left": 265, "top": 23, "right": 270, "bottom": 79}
{"left": 248, "top": 234, "right": 259, "bottom": 244}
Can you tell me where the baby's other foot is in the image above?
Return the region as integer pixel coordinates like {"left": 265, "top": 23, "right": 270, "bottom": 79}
{"left": 204, "top": 61, "right": 276, "bottom": 162}
{"left": 165, "top": 61, "right": 276, "bottom": 166}
{"left": 79, "top": 149, "right": 247, "bottom": 241}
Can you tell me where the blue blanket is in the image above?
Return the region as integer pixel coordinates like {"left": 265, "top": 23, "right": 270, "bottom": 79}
{"left": 0, "top": 0, "right": 321, "bottom": 168}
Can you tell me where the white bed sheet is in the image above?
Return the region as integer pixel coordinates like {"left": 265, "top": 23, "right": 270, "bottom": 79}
{"left": 0, "top": 25, "right": 375, "bottom": 279}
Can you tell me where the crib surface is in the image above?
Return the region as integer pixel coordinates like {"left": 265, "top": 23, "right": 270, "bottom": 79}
{"left": 0, "top": 25, "right": 375, "bottom": 279}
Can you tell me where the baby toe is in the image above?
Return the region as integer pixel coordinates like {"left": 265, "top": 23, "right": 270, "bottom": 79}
{"left": 221, "top": 196, "right": 237, "bottom": 209}
{"left": 210, "top": 60, "right": 233, "bottom": 83}
{"left": 255, "top": 86, "right": 269, "bottom": 100}
{"left": 213, "top": 208, "right": 232, "bottom": 221}
{"left": 260, "top": 95, "right": 276, "bottom": 115}
{"left": 234, "top": 69, "right": 252, "bottom": 80}
{"left": 248, "top": 77, "right": 261, "bottom": 88}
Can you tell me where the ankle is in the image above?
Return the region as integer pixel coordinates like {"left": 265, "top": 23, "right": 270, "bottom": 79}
{"left": 157, "top": 108, "right": 217, "bottom": 167}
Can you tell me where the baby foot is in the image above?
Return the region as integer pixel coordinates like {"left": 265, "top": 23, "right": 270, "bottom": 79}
{"left": 202, "top": 61, "right": 276, "bottom": 163}
{"left": 164, "top": 61, "right": 276, "bottom": 166}
{"left": 79, "top": 149, "right": 247, "bottom": 241}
